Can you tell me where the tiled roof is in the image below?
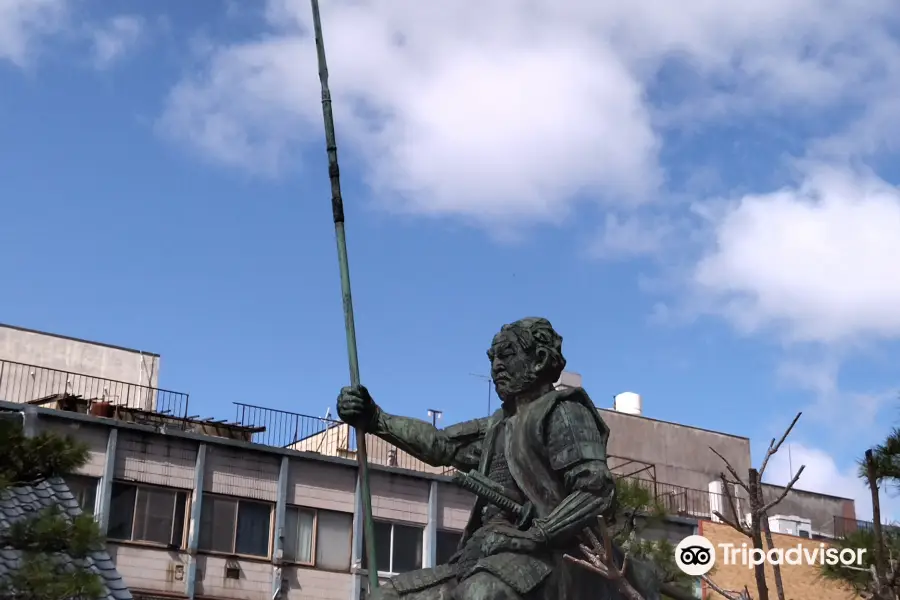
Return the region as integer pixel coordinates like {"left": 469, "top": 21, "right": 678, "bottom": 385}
{"left": 0, "top": 476, "right": 132, "bottom": 600}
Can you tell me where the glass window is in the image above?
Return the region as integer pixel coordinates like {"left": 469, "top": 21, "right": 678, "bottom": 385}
{"left": 283, "top": 506, "right": 352, "bottom": 570}
{"left": 436, "top": 530, "right": 462, "bottom": 564}
{"left": 107, "top": 482, "right": 187, "bottom": 547}
{"left": 361, "top": 521, "right": 424, "bottom": 574}
{"left": 64, "top": 475, "right": 98, "bottom": 514}
{"left": 316, "top": 510, "right": 352, "bottom": 571}
{"left": 198, "top": 494, "right": 272, "bottom": 558}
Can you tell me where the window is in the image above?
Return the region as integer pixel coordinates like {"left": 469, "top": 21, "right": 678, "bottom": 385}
{"left": 436, "top": 530, "right": 463, "bottom": 564}
{"left": 107, "top": 482, "right": 188, "bottom": 547}
{"left": 199, "top": 494, "right": 272, "bottom": 558}
{"left": 361, "top": 521, "right": 423, "bottom": 574}
{"left": 283, "top": 506, "right": 353, "bottom": 571}
{"left": 64, "top": 475, "right": 98, "bottom": 515}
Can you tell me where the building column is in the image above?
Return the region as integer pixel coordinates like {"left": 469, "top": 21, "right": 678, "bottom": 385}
{"left": 272, "top": 456, "right": 290, "bottom": 599}
{"left": 95, "top": 427, "right": 118, "bottom": 534}
{"left": 349, "top": 472, "right": 364, "bottom": 600}
{"left": 185, "top": 443, "right": 207, "bottom": 600}
{"left": 423, "top": 481, "right": 438, "bottom": 568}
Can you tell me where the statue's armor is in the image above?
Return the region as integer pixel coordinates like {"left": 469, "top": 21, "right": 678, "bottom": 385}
{"left": 453, "top": 419, "right": 524, "bottom": 577}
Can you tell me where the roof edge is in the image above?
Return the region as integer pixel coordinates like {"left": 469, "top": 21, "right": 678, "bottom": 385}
{"left": 0, "top": 323, "right": 160, "bottom": 357}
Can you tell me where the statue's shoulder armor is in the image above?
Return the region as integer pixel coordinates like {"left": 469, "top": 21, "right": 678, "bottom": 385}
{"left": 538, "top": 387, "right": 610, "bottom": 470}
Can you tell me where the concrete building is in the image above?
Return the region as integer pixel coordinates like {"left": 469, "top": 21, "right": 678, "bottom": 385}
{"left": 0, "top": 324, "right": 858, "bottom": 600}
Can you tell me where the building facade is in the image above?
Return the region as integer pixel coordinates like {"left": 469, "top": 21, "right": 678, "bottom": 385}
{"left": 0, "top": 324, "right": 859, "bottom": 600}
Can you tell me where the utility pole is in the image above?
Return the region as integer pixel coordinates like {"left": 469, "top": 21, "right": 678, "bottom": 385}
{"left": 468, "top": 373, "right": 493, "bottom": 415}
{"left": 427, "top": 409, "right": 443, "bottom": 428}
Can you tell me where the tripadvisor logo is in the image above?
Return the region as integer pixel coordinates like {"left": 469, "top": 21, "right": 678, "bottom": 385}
{"left": 674, "top": 535, "right": 866, "bottom": 576}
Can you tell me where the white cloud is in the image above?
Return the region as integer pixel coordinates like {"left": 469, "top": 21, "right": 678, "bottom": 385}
{"left": 693, "top": 165, "right": 900, "bottom": 345}
{"left": 158, "top": 0, "right": 900, "bottom": 225}
{"left": 0, "top": 0, "right": 67, "bottom": 67}
{"left": 764, "top": 442, "right": 900, "bottom": 524}
{"left": 88, "top": 15, "right": 144, "bottom": 70}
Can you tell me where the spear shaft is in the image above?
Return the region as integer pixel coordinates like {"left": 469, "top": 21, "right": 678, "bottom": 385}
{"left": 309, "top": 0, "right": 379, "bottom": 591}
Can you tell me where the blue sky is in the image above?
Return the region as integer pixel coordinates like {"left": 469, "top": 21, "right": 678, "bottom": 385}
{"left": 4, "top": 0, "right": 900, "bottom": 522}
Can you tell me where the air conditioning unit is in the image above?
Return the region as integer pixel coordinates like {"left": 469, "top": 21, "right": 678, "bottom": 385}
{"left": 768, "top": 515, "right": 812, "bottom": 537}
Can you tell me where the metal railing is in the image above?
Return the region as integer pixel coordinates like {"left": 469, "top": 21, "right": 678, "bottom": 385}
{"left": 834, "top": 516, "right": 900, "bottom": 538}
{"left": 232, "top": 402, "right": 453, "bottom": 474}
{"left": 626, "top": 477, "right": 728, "bottom": 518}
{"left": 0, "top": 358, "right": 189, "bottom": 420}
{"left": 232, "top": 402, "right": 731, "bottom": 503}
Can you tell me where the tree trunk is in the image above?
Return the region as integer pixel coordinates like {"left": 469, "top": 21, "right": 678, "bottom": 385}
{"left": 760, "top": 508, "right": 785, "bottom": 600}
{"left": 748, "top": 469, "right": 770, "bottom": 600}
{"left": 866, "top": 449, "right": 888, "bottom": 595}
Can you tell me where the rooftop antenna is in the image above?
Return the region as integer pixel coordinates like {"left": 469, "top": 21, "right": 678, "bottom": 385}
{"left": 469, "top": 373, "right": 493, "bottom": 415}
{"left": 788, "top": 443, "right": 794, "bottom": 480}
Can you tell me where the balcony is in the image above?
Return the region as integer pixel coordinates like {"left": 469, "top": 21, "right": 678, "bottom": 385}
{"left": 0, "top": 358, "right": 200, "bottom": 427}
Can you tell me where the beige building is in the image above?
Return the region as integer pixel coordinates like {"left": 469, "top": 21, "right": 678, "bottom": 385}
{"left": 0, "top": 324, "right": 858, "bottom": 600}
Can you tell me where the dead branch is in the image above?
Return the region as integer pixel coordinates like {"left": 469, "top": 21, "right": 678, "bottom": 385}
{"left": 761, "top": 465, "right": 805, "bottom": 514}
{"left": 719, "top": 473, "right": 750, "bottom": 536}
{"left": 564, "top": 518, "right": 643, "bottom": 600}
{"left": 702, "top": 575, "right": 753, "bottom": 600}
{"left": 758, "top": 412, "right": 802, "bottom": 479}
{"left": 710, "top": 446, "right": 750, "bottom": 492}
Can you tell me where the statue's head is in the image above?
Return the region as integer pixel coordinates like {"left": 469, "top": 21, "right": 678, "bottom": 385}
{"left": 487, "top": 317, "right": 566, "bottom": 403}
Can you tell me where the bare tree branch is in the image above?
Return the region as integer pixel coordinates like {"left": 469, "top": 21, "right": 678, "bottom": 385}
{"left": 710, "top": 446, "right": 750, "bottom": 492}
{"left": 564, "top": 518, "right": 644, "bottom": 600}
{"left": 702, "top": 575, "right": 753, "bottom": 600}
{"left": 719, "top": 474, "right": 750, "bottom": 535}
{"left": 713, "top": 510, "right": 749, "bottom": 536}
{"left": 761, "top": 465, "right": 805, "bottom": 514}
{"left": 758, "top": 412, "right": 802, "bottom": 479}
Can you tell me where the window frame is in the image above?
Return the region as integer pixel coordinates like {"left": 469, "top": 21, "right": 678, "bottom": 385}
{"left": 282, "top": 505, "right": 353, "bottom": 571}
{"left": 198, "top": 493, "right": 274, "bottom": 559}
{"left": 362, "top": 519, "right": 425, "bottom": 576}
{"left": 107, "top": 480, "right": 189, "bottom": 548}
{"left": 64, "top": 474, "right": 99, "bottom": 515}
{"left": 435, "top": 528, "right": 463, "bottom": 565}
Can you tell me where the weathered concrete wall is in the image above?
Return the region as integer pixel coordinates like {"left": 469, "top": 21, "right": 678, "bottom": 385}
{"left": 0, "top": 324, "right": 160, "bottom": 408}
{"left": 762, "top": 483, "right": 857, "bottom": 535}
{"left": 601, "top": 408, "right": 752, "bottom": 492}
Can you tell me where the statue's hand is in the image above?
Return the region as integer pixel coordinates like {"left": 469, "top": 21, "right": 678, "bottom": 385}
{"left": 481, "top": 525, "right": 546, "bottom": 557}
{"left": 337, "top": 385, "right": 380, "bottom": 431}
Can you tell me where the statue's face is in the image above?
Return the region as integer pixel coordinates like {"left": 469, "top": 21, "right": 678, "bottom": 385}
{"left": 488, "top": 330, "right": 541, "bottom": 401}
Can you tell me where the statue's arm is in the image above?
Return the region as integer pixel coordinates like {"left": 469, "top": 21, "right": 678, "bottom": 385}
{"left": 372, "top": 412, "right": 488, "bottom": 470}
{"left": 530, "top": 397, "right": 617, "bottom": 548}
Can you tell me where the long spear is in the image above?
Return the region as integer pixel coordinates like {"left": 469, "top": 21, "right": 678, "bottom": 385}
{"left": 309, "top": 0, "right": 379, "bottom": 591}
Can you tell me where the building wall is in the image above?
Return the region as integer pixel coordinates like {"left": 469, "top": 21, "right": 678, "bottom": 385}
{"left": 699, "top": 521, "right": 860, "bottom": 600}
{"left": 20, "top": 405, "right": 472, "bottom": 600}
{"left": 601, "top": 409, "right": 752, "bottom": 492}
{"left": 0, "top": 324, "right": 161, "bottom": 408}
{"left": 761, "top": 484, "right": 856, "bottom": 537}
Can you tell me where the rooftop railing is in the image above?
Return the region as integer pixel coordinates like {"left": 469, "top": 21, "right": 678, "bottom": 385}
{"left": 0, "top": 358, "right": 190, "bottom": 421}
{"left": 834, "top": 515, "right": 900, "bottom": 538}
{"left": 232, "top": 401, "right": 733, "bottom": 506}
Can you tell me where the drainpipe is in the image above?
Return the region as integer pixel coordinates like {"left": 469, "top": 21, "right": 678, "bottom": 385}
{"left": 271, "top": 456, "right": 289, "bottom": 599}
{"left": 185, "top": 444, "right": 207, "bottom": 599}
{"left": 95, "top": 428, "right": 118, "bottom": 534}
{"left": 424, "top": 481, "right": 438, "bottom": 568}
{"left": 349, "top": 473, "right": 364, "bottom": 600}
